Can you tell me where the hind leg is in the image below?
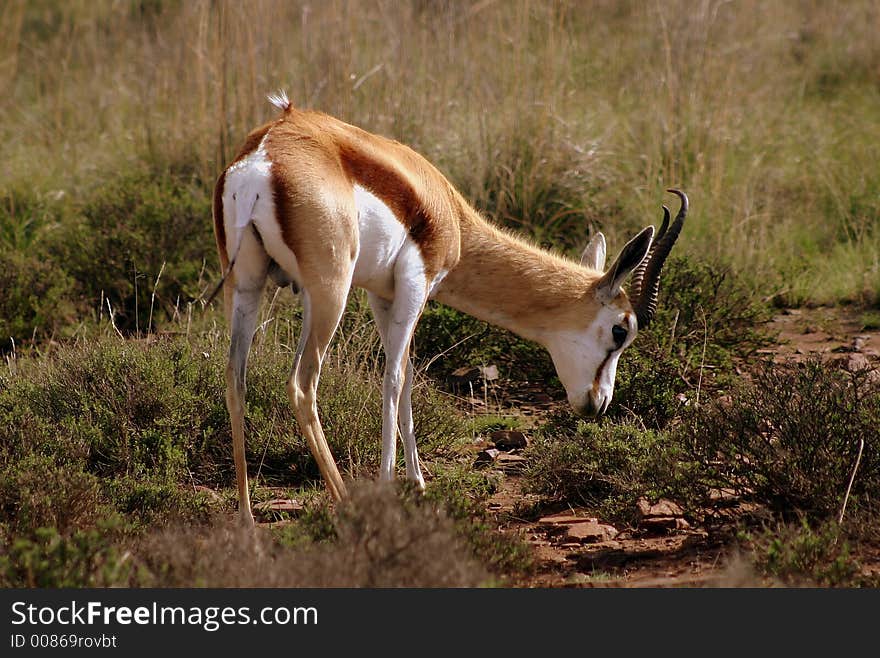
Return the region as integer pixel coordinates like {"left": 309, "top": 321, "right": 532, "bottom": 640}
{"left": 287, "top": 283, "right": 350, "bottom": 501}
{"left": 222, "top": 226, "right": 270, "bottom": 527}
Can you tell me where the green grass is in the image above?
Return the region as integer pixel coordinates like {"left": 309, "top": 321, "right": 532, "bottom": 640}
{"left": 1, "top": 1, "right": 879, "bottom": 312}
{"left": 739, "top": 518, "right": 878, "bottom": 587}
{"left": 0, "top": 326, "right": 535, "bottom": 586}
{"left": 2, "top": 0, "right": 879, "bottom": 588}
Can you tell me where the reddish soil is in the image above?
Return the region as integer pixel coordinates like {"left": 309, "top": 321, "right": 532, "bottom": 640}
{"left": 477, "top": 306, "right": 880, "bottom": 587}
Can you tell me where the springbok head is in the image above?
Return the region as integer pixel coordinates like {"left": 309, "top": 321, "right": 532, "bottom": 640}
{"left": 546, "top": 189, "right": 688, "bottom": 417}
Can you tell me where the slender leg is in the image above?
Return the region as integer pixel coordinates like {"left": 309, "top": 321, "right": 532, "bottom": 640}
{"left": 398, "top": 358, "right": 425, "bottom": 488}
{"left": 225, "top": 285, "right": 263, "bottom": 527}
{"left": 286, "top": 286, "right": 349, "bottom": 501}
{"left": 368, "top": 292, "right": 425, "bottom": 489}
{"left": 367, "top": 249, "right": 428, "bottom": 486}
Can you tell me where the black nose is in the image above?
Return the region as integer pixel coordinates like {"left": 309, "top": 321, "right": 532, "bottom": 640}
{"left": 612, "top": 324, "right": 627, "bottom": 349}
{"left": 576, "top": 396, "right": 603, "bottom": 418}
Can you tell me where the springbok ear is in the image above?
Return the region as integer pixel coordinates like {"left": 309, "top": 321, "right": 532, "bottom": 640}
{"left": 580, "top": 232, "right": 607, "bottom": 270}
{"left": 596, "top": 226, "right": 654, "bottom": 299}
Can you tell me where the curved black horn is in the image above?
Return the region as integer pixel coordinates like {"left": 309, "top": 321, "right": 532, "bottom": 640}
{"left": 629, "top": 204, "right": 670, "bottom": 304}
{"left": 632, "top": 189, "right": 687, "bottom": 328}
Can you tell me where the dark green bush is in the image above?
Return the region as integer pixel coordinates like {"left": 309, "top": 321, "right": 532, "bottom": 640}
{"left": 45, "top": 170, "right": 212, "bottom": 332}
{"left": 523, "top": 414, "right": 693, "bottom": 524}
{"left": 679, "top": 357, "right": 880, "bottom": 518}
{"left": 0, "top": 250, "right": 75, "bottom": 348}
{"left": 0, "top": 455, "right": 110, "bottom": 536}
{"left": 0, "top": 524, "right": 135, "bottom": 588}
{"left": 415, "top": 303, "right": 556, "bottom": 383}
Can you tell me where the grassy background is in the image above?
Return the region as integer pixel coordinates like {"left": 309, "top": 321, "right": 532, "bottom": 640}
{"left": 2, "top": 0, "right": 879, "bottom": 312}
{"left": 1, "top": 1, "right": 879, "bottom": 587}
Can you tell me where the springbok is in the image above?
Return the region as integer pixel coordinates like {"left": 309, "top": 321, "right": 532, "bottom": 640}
{"left": 213, "top": 92, "right": 686, "bottom": 526}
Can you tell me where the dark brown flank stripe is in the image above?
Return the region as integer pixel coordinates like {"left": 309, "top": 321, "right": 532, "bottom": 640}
{"left": 269, "top": 166, "right": 297, "bottom": 258}
{"left": 336, "top": 141, "right": 443, "bottom": 277}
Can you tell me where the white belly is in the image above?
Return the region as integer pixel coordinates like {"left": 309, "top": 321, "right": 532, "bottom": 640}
{"left": 352, "top": 184, "right": 411, "bottom": 299}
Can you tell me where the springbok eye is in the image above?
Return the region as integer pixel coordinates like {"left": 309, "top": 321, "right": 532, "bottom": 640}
{"left": 611, "top": 324, "right": 628, "bottom": 349}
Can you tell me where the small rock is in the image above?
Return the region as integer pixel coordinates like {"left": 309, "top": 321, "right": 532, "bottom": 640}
{"left": 561, "top": 520, "right": 618, "bottom": 544}
{"left": 254, "top": 498, "right": 303, "bottom": 514}
{"left": 845, "top": 352, "right": 872, "bottom": 372}
{"left": 643, "top": 516, "right": 691, "bottom": 534}
{"left": 637, "top": 497, "right": 684, "bottom": 518}
{"left": 448, "top": 366, "right": 482, "bottom": 385}
{"left": 474, "top": 448, "right": 500, "bottom": 467}
{"left": 538, "top": 513, "right": 598, "bottom": 526}
{"left": 708, "top": 488, "right": 739, "bottom": 504}
{"left": 490, "top": 430, "right": 528, "bottom": 450}
{"left": 495, "top": 453, "right": 527, "bottom": 472}
{"left": 479, "top": 365, "right": 500, "bottom": 381}
{"left": 449, "top": 365, "right": 500, "bottom": 386}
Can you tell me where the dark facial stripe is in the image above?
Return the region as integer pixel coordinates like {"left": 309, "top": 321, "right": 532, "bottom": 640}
{"left": 592, "top": 351, "right": 613, "bottom": 396}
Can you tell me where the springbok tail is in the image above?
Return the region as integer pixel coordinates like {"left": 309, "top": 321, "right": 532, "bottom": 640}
{"left": 205, "top": 192, "right": 261, "bottom": 306}
{"left": 267, "top": 89, "right": 291, "bottom": 112}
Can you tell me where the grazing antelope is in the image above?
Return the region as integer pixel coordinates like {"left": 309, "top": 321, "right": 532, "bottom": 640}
{"left": 213, "top": 91, "right": 686, "bottom": 526}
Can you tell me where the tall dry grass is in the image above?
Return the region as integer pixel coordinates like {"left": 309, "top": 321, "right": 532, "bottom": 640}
{"left": 1, "top": 0, "right": 879, "bottom": 303}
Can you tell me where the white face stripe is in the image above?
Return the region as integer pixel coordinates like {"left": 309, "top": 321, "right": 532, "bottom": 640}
{"left": 544, "top": 302, "right": 636, "bottom": 415}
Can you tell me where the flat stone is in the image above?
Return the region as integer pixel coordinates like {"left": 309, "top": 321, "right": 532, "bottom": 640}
{"left": 640, "top": 516, "right": 690, "bottom": 534}
{"left": 254, "top": 498, "right": 303, "bottom": 514}
{"left": 449, "top": 366, "right": 482, "bottom": 384}
{"left": 539, "top": 513, "right": 598, "bottom": 526}
{"left": 637, "top": 497, "right": 684, "bottom": 518}
{"left": 495, "top": 453, "right": 527, "bottom": 472}
{"left": 561, "top": 520, "right": 619, "bottom": 544}
{"left": 474, "top": 448, "right": 500, "bottom": 467}
{"left": 490, "top": 430, "right": 528, "bottom": 450}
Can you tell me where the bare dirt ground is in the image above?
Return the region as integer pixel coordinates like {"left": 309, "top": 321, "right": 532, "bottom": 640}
{"left": 477, "top": 306, "right": 880, "bottom": 587}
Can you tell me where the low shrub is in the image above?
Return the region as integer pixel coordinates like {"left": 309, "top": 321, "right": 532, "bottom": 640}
{"left": 44, "top": 170, "right": 212, "bottom": 333}
{"left": 133, "top": 482, "right": 488, "bottom": 587}
{"left": 0, "top": 249, "right": 75, "bottom": 349}
{"left": 740, "top": 518, "right": 871, "bottom": 587}
{"left": 0, "top": 524, "right": 135, "bottom": 588}
{"left": 0, "top": 333, "right": 466, "bottom": 489}
{"left": 523, "top": 414, "right": 694, "bottom": 524}
{"left": 424, "top": 465, "right": 534, "bottom": 577}
{"left": 0, "top": 455, "right": 110, "bottom": 536}
{"left": 679, "top": 357, "right": 880, "bottom": 518}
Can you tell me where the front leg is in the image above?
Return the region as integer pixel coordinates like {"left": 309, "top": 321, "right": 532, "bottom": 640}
{"left": 367, "top": 254, "right": 427, "bottom": 487}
